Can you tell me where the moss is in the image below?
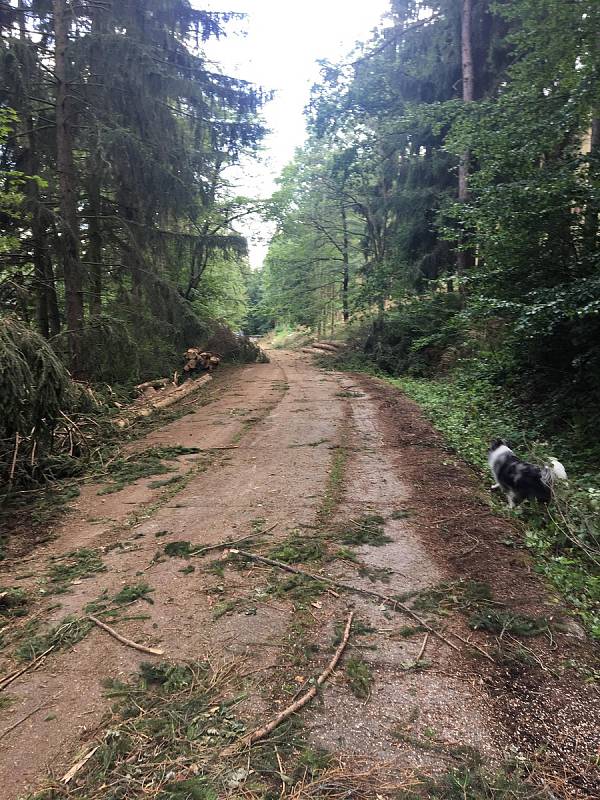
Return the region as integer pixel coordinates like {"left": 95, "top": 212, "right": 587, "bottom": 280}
{"left": 148, "top": 475, "right": 184, "bottom": 489}
{"left": 318, "top": 445, "right": 348, "bottom": 522}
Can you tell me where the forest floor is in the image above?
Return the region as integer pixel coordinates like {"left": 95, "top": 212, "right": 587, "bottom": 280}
{"left": 0, "top": 349, "right": 598, "bottom": 800}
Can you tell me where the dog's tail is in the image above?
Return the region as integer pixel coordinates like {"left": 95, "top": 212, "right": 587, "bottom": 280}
{"left": 548, "top": 458, "right": 567, "bottom": 481}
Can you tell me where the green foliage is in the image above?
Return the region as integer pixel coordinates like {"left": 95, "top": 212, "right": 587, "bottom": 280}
{"left": 98, "top": 446, "right": 200, "bottom": 495}
{"left": 0, "top": 316, "right": 71, "bottom": 484}
{"left": 269, "top": 535, "right": 326, "bottom": 564}
{"left": 15, "top": 615, "right": 93, "bottom": 662}
{"left": 113, "top": 583, "right": 154, "bottom": 605}
{"left": 0, "top": 1, "right": 266, "bottom": 384}
{"left": 363, "top": 293, "right": 466, "bottom": 377}
{"left": 44, "top": 660, "right": 247, "bottom": 799}
{"left": 469, "top": 610, "right": 549, "bottom": 637}
{"left": 345, "top": 657, "right": 372, "bottom": 699}
{"left": 386, "top": 373, "right": 600, "bottom": 638}
{"left": 399, "top": 764, "right": 545, "bottom": 799}
{"left": 0, "top": 587, "right": 29, "bottom": 618}
{"left": 336, "top": 515, "right": 392, "bottom": 547}
{"left": 47, "top": 548, "right": 107, "bottom": 590}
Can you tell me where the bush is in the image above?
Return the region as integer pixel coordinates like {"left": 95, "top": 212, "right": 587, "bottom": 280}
{"left": 364, "top": 293, "right": 465, "bottom": 377}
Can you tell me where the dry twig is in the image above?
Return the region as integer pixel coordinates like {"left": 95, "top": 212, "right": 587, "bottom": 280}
{"left": 88, "top": 615, "right": 163, "bottom": 656}
{"left": 0, "top": 646, "right": 55, "bottom": 692}
{"left": 230, "top": 549, "right": 487, "bottom": 660}
{"left": 225, "top": 610, "right": 354, "bottom": 754}
{"left": 0, "top": 701, "right": 47, "bottom": 741}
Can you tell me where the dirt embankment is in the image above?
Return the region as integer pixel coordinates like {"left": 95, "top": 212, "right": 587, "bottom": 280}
{"left": 0, "top": 350, "right": 597, "bottom": 800}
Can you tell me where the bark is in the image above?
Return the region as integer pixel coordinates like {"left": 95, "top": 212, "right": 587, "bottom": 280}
{"left": 584, "top": 117, "right": 600, "bottom": 255}
{"left": 19, "top": 2, "right": 59, "bottom": 337}
{"left": 87, "top": 169, "right": 103, "bottom": 316}
{"left": 87, "top": 8, "right": 105, "bottom": 317}
{"left": 341, "top": 204, "right": 350, "bottom": 322}
{"left": 457, "top": 0, "right": 475, "bottom": 275}
{"left": 53, "top": 0, "right": 84, "bottom": 370}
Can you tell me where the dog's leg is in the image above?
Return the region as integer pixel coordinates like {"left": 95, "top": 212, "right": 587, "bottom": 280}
{"left": 507, "top": 491, "right": 516, "bottom": 509}
{"left": 490, "top": 483, "right": 500, "bottom": 491}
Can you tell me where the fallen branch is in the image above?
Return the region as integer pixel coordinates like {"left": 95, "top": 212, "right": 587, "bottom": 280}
{"left": 0, "top": 646, "right": 55, "bottom": 692}
{"left": 88, "top": 616, "right": 163, "bottom": 656}
{"left": 0, "top": 701, "right": 47, "bottom": 741}
{"left": 115, "top": 374, "right": 211, "bottom": 428}
{"left": 416, "top": 633, "right": 429, "bottom": 663}
{"left": 230, "top": 549, "right": 494, "bottom": 662}
{"left": 8, "top": 431, "right": 21, "bottom": 485}
{"left": 225, "top": 610, "right": 354, "bottom": 754}
{"left": 191, "top": 526, "right": 277, "bottom": 558}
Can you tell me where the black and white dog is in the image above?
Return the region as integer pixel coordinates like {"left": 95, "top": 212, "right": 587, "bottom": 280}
{"left": 488, "top": 439, "right": 567, "bottom": 508}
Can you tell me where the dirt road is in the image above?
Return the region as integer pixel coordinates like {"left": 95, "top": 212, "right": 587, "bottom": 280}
{"left": 0, "top": 350, "right": 597, "bottom": 799}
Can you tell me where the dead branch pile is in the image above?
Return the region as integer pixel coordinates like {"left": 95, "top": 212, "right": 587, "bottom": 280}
{"left": 114, "top": 373, "right": 211, "bottom": 428}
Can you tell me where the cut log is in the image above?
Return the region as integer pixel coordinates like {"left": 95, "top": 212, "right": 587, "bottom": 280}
{"left": 135, "top": 378, "right": 170, "bottom": 392}
{"left": 115, "top": 374, "right": 212, "bottom": 428}
{"left": 312, "top": 342, "right": 341, "bottom": 353}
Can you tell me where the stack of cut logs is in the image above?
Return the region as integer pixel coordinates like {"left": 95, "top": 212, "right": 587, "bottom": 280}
{"left": 183, "top": 348, "right": 221, "bottom": 377}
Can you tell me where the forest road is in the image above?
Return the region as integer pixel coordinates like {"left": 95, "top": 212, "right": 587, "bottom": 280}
{"left": 0, "top": 349, "right": 598, "bottom": 799}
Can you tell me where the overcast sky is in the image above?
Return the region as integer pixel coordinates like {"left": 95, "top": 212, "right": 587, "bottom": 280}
{"left": 198, "top": 0, "right": 390, "bottom": 266}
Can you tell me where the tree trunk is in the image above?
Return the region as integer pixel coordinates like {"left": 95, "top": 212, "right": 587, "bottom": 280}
{"left": 341, "top": 204, "right": 350, "bottom": 322}
{"left": 584, "top": 116, "right": 600, "bottom": 256}
{"left": 87, "top": 169, "right": 103, "bottom": 316}
{"left": 87, "top": 6, "right": 105, "bottom": 317}
{"left": 457, "top": 0, "right": 475, "bottom": 275}
{"left": 53, "top": 0, "right": 84, "bottom": 371}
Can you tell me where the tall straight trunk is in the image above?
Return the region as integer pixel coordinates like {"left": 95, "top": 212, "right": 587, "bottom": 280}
{"left": 584, "top": 117, "right": 600, "bottom": 255}
{"left": 53, "top": 0, "right": 84, "bottom": 370}
{"left": 457, "top": 0, "right": 474, "bottom": 275}
{"left": 341, "top": 204, "right": 350, "bottom": 322}
{"left": 86, "top": 4, "right": 107, "bottom": 317}
{"left": 19, "top": 2, "right": 58, "bottom": 337}
{"left": 87, "top": 168, "right": 103, "bottom": 316}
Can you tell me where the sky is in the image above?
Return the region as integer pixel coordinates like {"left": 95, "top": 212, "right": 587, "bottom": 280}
{"left": 197, "top": 0, "right": 391, "bottom": 267}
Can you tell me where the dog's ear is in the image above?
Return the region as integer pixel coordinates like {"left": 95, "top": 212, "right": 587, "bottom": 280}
{"left": 490, "top": 437, "right": 504, "bottom": 451}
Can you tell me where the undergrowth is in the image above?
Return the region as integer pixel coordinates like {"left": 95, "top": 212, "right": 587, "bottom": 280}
{"left": 399, "top": 764, "right": 548, "bottom": 799}
{"left": 325, "top": 352, "right": 600, "bottom": 640}
{"left": 393, "top": 372, "right": 600, "bottom": 640}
